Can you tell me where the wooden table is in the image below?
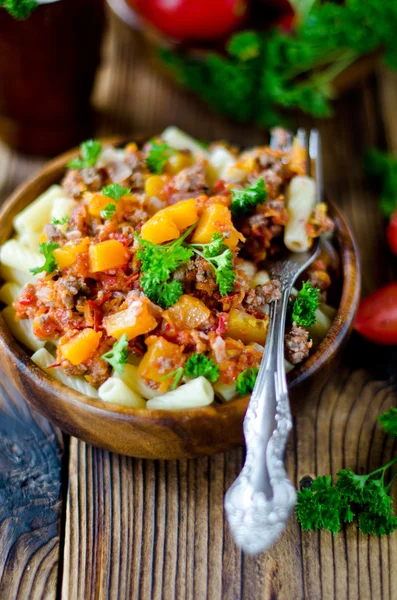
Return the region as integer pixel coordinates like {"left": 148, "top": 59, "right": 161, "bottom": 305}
{"left": 1, "top": 11, "right": 397, "bottom": 599}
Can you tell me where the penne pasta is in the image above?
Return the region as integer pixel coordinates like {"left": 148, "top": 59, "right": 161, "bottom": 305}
{"left": 2, "top": 306, "right": 44, "bottom": 351}
{"left": 214, "top": 381, "right": 239, "bottom": 402}
{"left": 50, "top": 196, "right": 78, "bottom": 228}
{"left": 31, "top": 348, "right": 99, "bottom": 398}
{"left": 308, "top": 307, "right": 332, "bottom": 345}
{"left": 284, "top": 175, "right": 316, "bottom": 252}
{"left": 13, "top": 185, "right": 66, "bottom": 236}
{"left": 98, "top": 377, "right": 146, "bottom": 408}
{"left": 115, "top": 364, "right": 162, "bottom": 400}
{"left": 18, "top": 231, "right": 42, "bottom": 252}
{"left": 0, "top": 264, "right": 37, "bottom": 286}
{"left": 0, "top": 239, "right": 43, "bottom": 275}
{"left": 0, "top": 281, "right": 22, "bottom": 306}
{"left": 250, "top": 269, "right": 270, "bottom": 287}
{"left": 208, "top": 145, "right": 236, "bottom": 181}
{"left": 161, "top": 126, "right": 208, "bottom": 157}
{"left": 146, "top": 377, "right": 214, "bottom": 410}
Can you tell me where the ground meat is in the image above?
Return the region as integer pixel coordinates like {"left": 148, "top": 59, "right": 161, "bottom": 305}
{"left": 44, "top": 224, "right": 65, "bottom": 242}
{"left": 284, "top": 323, "right": 312, "bottom": 365}
{"left": 244, "top": 280, "right": 281, "bottom": 311}
{"left": 62, "top": 169, "right": 87, "bottom": 197}
{"left": 55, "top": 277, "right": 88, "bottom": 309}
{"left": 70, "top": 204, "right": 88, "bottom": 235}
{"left": 59, "top": 358, "right": 87, "bottom": 377}
{"left": 80, "top": 167, "right": 104, "bottom": 190}
{"left": 172, "top": 163, "right": 207, "bottom": 193}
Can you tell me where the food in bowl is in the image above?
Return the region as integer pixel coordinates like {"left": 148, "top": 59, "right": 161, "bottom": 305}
{"left": 0, "top": 127, "right": 336, "bottom": 411}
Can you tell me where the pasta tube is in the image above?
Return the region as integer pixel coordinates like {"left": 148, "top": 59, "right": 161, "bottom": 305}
{"left": 284, "top": 175, "right": 316, "bottom": 252}
{"left": 13, "top": 185, "right": 66, "bottom": 236}
{"left": 2, "top": 307, "right": 44, "bottom": 351}
{"left": 146, "top": 376, "right": 214, "bottom": 410}
{"left": 98, "top": 377, "right": 146, "bottom": 408}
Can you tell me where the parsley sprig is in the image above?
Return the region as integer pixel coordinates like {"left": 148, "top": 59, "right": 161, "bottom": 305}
{"left": 67, "top": 139, "right": 102, "bottom": 170}
{"left": 162, "top": 353, "right": 220, "bottom": 390}
{"left": 136, "top": 225, "right": 195, "bottom": 309}
{"left": 52, "top": 216, "right": 70, "bottom": 226}
{"left": 30, "top": 241, "right": 59, "bottom": 276}
{"left": 100, "top": 183, "right": 131, "bottom": 220}
{"left": 236, "top": 367, "right": 259, "bottom": 395}
{"left": 145, "top": 141, "right": 176, "bottom": 174}
{"left": 291, "top": 281, "right": 319, "bottom": 327}
{"left": 378, "top": 408, "right": 397, "bottom": 438}
{"left": 230, "top": 179, "right": 267, "bottom": 216}
{"left": 190, "top": 233, "right": 236, "bottom": 296}
{"left": 102, "top": 334, "right": 129, "bottom": 375}
{"left": 0, "top": 0, "right": 38, "bottom": 19}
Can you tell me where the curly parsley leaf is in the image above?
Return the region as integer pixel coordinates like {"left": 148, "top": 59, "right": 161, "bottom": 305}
{"left": 184, "top": 354, "right": 219, "bottom": 383}
{"left": 136, "top": 224, "right": 195, "bottom": 308}
{"left": 145, "top": 141, "right": 176, "bottom": 174}
{"left": 296, "top": 457, "right": 397, "bottom": 537}
{"left": 230, "top": 178, "right": 267, "bottom": 216}
{"left": 30, "top": 241, "right": 59, "bottom": 275}
{"left": 291, "top": 281, "right": 320, "bottom": 327}
{"left": 161, "top": 366, "right": 185, "bottom": 391}
{"left": 0, "top": 0, "right": 37, "bottom": 19}
{"left": 364, "top": 149, "right": 397, "bottom": 217}
{"left": 236, "top": 367, "right": 259, "bottom": 395}
{"left": 190, "top": 233, "right": 236, "bottom": 296}
{"left": 67, "top": 139, "right": 102, "bottom": 169}
{"left": 100, "top": 203, "right": 117, "bottom": 220}
{"left": 102, "top": 183, "right": 131, "bottom": 201}
{"left": 378, "top": 407, "right": 397, "bottom": 439}
{"left": 51, "top": 216, "right": 70, "bottom": 226}
{"left": 101, "top": 334, "right": 129, "bottom": 376}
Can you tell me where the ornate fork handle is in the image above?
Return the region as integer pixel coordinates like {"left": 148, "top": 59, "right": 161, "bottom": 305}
{"left": 224, "top": 284, "right": 297, "bottom": 555}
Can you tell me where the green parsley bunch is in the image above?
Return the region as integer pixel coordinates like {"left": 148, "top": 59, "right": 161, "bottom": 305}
{"left": 162, "top": 353, "right": 219, "bottom": 390}
{"left": 230, "top": 179, "right": 267, "bottom": 217}
{"left": 190, "top": 233, "right": 236, "bottom": 297}
{"left": 291, "top": 281, "right": 319, "bottom": 327}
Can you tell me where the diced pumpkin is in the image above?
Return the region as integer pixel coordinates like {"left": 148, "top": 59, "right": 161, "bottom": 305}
{"left": 138, "top": 336, "right": 185, "bottom": 389}
{"left": 156, "top": 198, "right": 198, "bottom": 231}
{"left": 144, "top": 174, "right": 170, "bottom": 198}
{"left": 87, "top": 193, "right": 117, "bottom": 217}
{"left": 53, "top": 238, "right": 90, "bottom": 270}
{"left": 164, "top": 152, "right": 192, "bottom": 175}
{"left": 39, "top": 232, "right": 47, "bottom": 243}
{"left": 89, "top": 240, "right": 128, "bottom": 273}
{"left": 103, "top": 298, "right": 158, "bottom": 340}
{"left": 164, "top": 294, "right": 211, "bottom": 329}
{"left": 191, "top": 203, "right": 245, "bottom": 249}
{"left": 60, "top": 328, "right": 101, "bottom": 365}
{"left": 226, "top": 308, "right": 269, "bottom": 345}
{"left": 141, "top": 212, "right": 180, "bottom": 244}
{"left": 289, "top": 137, "right": 307, "bottom": 175}
{"left": 125, "top": 142, "right": 137, "bottom": 153}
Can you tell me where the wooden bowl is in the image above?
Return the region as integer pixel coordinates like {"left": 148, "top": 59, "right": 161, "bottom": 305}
{"left": 0, "top": 140, "right": 361, "bottom": 459}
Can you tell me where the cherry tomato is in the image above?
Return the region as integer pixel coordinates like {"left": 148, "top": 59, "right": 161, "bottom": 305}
{"left": 354, "top": 282, "right": 397, "bottom": 345}
{"left": 126, "top": 0, "right": 249, "bottom": 41}
{"left": 387, "top": 212, "right": 397, "bottom": 255}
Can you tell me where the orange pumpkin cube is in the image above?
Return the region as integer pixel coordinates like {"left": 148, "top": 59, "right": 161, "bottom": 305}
{"left": 156, "top": 198, "right": 198, "bottom": 231}
{"left": 60, "top": 328, "right": 101, "bottom": 365}
{"left": 89, "top": 240, "right": 128, "bottom": 273}
{"left": 53, "top": 238, "right": 90, "bottom": 270}
{"left": 87, "top": 193, "right": 117, "bottom": 217}
{"left": 164, "top": 152, "right": 192, "bottom": 175}
{"left": 138, "top": 336, "right": 185, "bottom": 387}
{"left": 164, "top": 295, "right": 210, "bottom": 330}
{"left": 226, "top": 308, "right": 269, "bottom": 345}
{"left": 103, "top": 298, "right": 158, "bottom": 340}
{"left": 191, "top": 203, "right": 245, "bottom": 249}
{"left": 141, "top": 212, "right": 180, "bottom": 245}
{"left": 144, "top": 174, "right": 171, "bottom": 199}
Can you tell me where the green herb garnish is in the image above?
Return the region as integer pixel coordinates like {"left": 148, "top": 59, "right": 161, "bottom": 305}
{"left": 0, "top": 0, "right": 38, "bottom": 19}
{"left": 136, "top": 224, "right": 195, "bottom": 309}
{"left": 51, "top": 216, "right": 70, "bottom": 226}
{"left": 162, "top": 353, "right": 219, "bottom": 390}
{"left": 291, "top": 281, "right": 319, "bottom": 327}
{"left": 100, "top": 204, "right": 117, "bottom": 220}
{"left": 102, "top": 183, "right": 131, "bottom": 201}
{"left": 145, "top": 141, "right": 176, "bottom": 174}
{"left": 190, "top": 233, "right": 236, "bottom": 296}
{"left": 378, "top": 407, "right": 397, "bottom": 439}
{"left": 30, "top": 241, "right": 59, "bottom": 275}
{"left": 230, "top": 178, "right": 267, "bottom": 216}
{"left": 67, "top": 139, "right": 102, "bottom": 170}
{"left": 236, "top": 367, "right": 259, "bottom": 395}
{"left": 102, "top": 334, "right": 129, "bottom": 375}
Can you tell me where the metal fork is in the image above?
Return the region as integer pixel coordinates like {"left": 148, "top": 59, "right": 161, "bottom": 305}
{"left": 224, "top": 129, "right": 322, "bottom": 554}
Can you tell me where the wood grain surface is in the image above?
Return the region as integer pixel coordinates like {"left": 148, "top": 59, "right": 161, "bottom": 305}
{"left": 1, "top": 6, "right": 397, "bottom": 599}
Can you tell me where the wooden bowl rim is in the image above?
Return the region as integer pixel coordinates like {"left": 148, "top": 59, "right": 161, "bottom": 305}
{"left": 0, "top": 136, "right": 361, "bottom": 425}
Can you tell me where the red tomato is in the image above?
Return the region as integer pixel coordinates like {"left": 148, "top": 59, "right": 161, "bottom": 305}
{"left": 126, "top": 0, "right": 248, "bottom": 41}
{"left": 387, "top": 212, "right": 397, "bottom": 255}
{"left": 354, "top": 282, "right": 397, "bottom": 345}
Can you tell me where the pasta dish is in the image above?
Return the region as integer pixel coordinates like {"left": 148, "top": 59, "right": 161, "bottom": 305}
{"left": 0, "top": 128, "right": 336, "bottom": 410}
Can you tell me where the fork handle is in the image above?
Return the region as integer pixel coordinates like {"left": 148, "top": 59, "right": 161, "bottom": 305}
{"left": 224, "top": 287, "right": 296, "bottom": 554}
